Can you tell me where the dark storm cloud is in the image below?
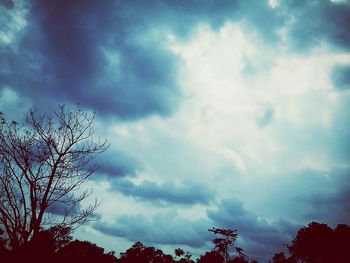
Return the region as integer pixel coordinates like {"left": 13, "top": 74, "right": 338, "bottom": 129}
{"left": 0, "top": 0, "right": 14, "bottom": 9}
{"left": 0, "top": 0, "right": 285, "bottom": 119}
{"left": 296, "top": 168, "right": 350, "bottom": 225}
{"left": 207, "top": 198, "right": 300, "bottom": 261}
{"left": 1, "top": 0, "right": 180, "bottom": 119}
{"left": 304, "top": 185, "right": 350, "bottom": 225}
{"left": 1, "top": 0, "right": 349, "bottom": 120}
{"left": 46, "top": 201, "right": 80, "bottom": 216}
{"left": 93, "top": 151, "right": 141, "bottom": 179}
{"left": 111, "top": 179, "right": 213, "bottom": 205}
{"left": 331, "top": 64, "right": 350, "bottom": 91}
{"left": 93, "top": 214, "right": 211, "bottom": 248}
{"left": 281, "top": 0, "right": 350, "bottom": 51}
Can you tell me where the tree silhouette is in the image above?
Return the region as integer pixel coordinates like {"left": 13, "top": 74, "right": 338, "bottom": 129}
{"left": 334, "top": 224, "right": 350, "bottom": 262}
{"left": 271, "top": 221, "right": 350, "bottom": 263}
{"left": 118, "top": 241, "right": 174, "bottom": 263}
{"left": 209, "top": 227, "right": 239, "bottom": 261}
{"left": 174, "top": 248, "right": 195, "bottom": 263}
{"left": 58, "top": 239, "right": 117, "bottom": 262}
{"left": 46, "top": 224, "right": 73, "bottom": 252}
{"left": 0, "top": 228, "right": 7, "bottom": 257}
{"left": 270, "top": 252, "right": 292, "bottom": 263}
{"left": 175, "top": 248, "right": 185, "bottom": 258}
{"left": 198, "top": 228, "right": 256, "bottom": 263}
{"left": 288, "top": 222, "right": 335, "bottom": 262}
{"left": 198, "top": 251, "right": 225, "bottom": 263}
{"left": 0, "top": 105, "right": 109, "bottom": 250}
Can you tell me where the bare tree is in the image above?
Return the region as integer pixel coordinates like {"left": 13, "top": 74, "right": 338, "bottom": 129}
{"left": 0, "top": 105, "right": 109, "bottom": 249}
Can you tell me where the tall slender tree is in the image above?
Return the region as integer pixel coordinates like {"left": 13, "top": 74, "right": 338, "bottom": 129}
{"left": 209, "top": 227, "right": 239, "bottom": 261}
{"left": 0, "top": 105, "right": 109, "bottom": 249}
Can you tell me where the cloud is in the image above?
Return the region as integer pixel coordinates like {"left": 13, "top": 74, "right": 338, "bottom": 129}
{"left": 93, "top": 150, "right": 141, "bottom": 179}
{"left": 238, "top": 168, "right": 350, "bottom": 226}
{"left": 46, "top": 200, "right": 80, "bottom": 216}
{"left": 0, "top": 87, "right": 31, "bottom": 120}
{"left": 281, "top": 0, "right": 350, "bottom": 51}
{"left": 296, "top": 168, "right": 350, "bottom": 225}
{"left": 207, "top": 198, "right": 300, "bottom": 262}
{"left": 305, "top": 185, "right": 350, "bottom": 225}
{"left": 93, "top": 212, "right": 211, "bottom": 248}
{"left": 257, "top": 106, "right": 275, "bottom": 127}
{"left": 0, "top": 0, "right": 14, "bottom": 9}
{"left": 2, "top": 1, "right": 350, "bottom": 260}
{"left": 0, "top": 0, "right": 28, "bottom": 46}
{"left": 111, "top": 178, "right": 214, "bottom": 205}
{"left": 87, "top": 18, "right": 350, "bottom": 257}
{"left": 174, "top": 0, "right": 282, "bottom": 41}
{"left": 0, "top": 0, "right": 288, "bottom": 120}
{"left": 331, "top": 64, "right": 350, "bottom": 91}
{"left": 0, "top": 0, "right": 181, "bottom": 119}
{"left": 1, "top": 0, "right": 349, "bottom": 121}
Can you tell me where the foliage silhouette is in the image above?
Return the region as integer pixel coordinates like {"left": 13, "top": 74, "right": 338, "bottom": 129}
{"left": 47, "top": 224, "right": 73, "bottom": 252}
{"left": 270, "top": 252, "right": 292, "bottom": 263}
{"left": 0, "top": 228, "right": 8, "bottom": 259}
{"left": 174, "top": 248, "right": 195, "bottom": 263}
{"left": 334, "top": 224, "right": 350, "bottom": 262}
{"left": 198, "top": 228, "right": 256, "bottom": 263}
{"left": 271, "top": 221, "right": 350, "bottom": 263}
{"left": 58, "top": 239, "right": 117, "bottom": 262}
{"left": 118, "top": 241, "right": 174, "bottom": 263}
{"left": 197, "top": 250, "right": 225, "bottom": 263}
{"left": 175, "top": 248, "right": 185, "bottom": 258}
{"left": 289, "top": 222, "right": 350, "bottom": 263}
{"left": 0, "top": 105, "right": 109, "bottom": 249}
{"left": 209, "top": 227, "right": 239, "bottom": 261}
{"left": 1, "top": 224, "right": 117, "bottom": 262}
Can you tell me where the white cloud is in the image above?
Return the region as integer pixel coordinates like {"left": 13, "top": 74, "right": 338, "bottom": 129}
{"left": 0, "top": 0, "right": 29, "bottom": 46}
{"left": 268, "top": 0, "right": 279, "bottom": 9}
{"left": 0, "top": 87, "right": 31, "bottom": 119}
{"left": 220, "top": 147, "right": 247, "bottom": 173}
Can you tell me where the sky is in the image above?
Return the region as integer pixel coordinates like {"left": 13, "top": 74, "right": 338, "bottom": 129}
{"left": 1, "top": 0, "right": 350, "bottom": 261}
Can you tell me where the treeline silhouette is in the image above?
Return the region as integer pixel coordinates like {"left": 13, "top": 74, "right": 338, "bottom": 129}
{"left": 1, "top": 221, "right": 350, "bottom": 263}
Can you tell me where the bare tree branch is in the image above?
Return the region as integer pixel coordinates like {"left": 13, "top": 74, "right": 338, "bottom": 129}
{"left": 0, "top": 105, "right": 109, "bottom": 249}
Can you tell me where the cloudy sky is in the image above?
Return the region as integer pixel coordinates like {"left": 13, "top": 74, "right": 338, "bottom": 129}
{"left": 1, "top": 0, "right": 350, "bottom": 261}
